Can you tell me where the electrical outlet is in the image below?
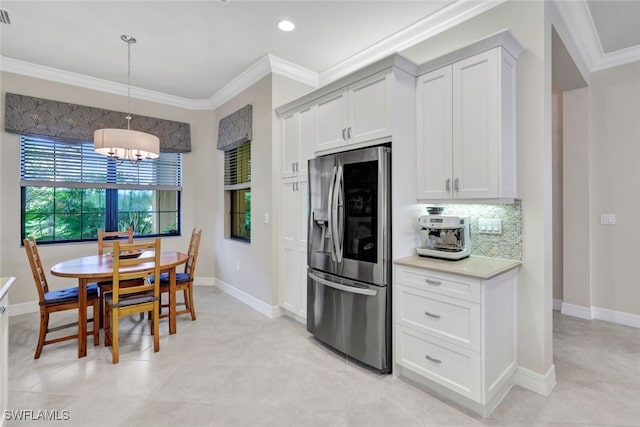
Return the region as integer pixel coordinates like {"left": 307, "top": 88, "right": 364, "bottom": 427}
{"left": 478, "top": 218, "right": 502, "bottom": 235}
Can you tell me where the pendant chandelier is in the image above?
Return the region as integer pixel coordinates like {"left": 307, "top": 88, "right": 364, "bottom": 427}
{"left": 94, "top": 35, "right": 160, "bottom": 164}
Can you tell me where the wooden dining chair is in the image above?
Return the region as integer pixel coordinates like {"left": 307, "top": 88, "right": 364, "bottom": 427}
{"left": 157, "top": 227, "right": 202, "bottom": 321}
{"left": 103, "top": 238, "right": 161, "bottom": 364}
{"left": 97, "top": 227, "right": 135, "bottom": 325}
{"left": 97, "top": 227, "right": 134, "bottom": 255}
{"left": 23, "top": 236, "right": 100, "bottom": 359}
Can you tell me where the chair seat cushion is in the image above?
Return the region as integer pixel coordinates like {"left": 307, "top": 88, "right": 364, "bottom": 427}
{"left": 41, "top": 283, "right": 99, "bottom": 306}
{"left": 150, "top": 273, "right": 191, "bottom": 285}
{"left": 104, "top": 291, "right": 159, "bottom": 308}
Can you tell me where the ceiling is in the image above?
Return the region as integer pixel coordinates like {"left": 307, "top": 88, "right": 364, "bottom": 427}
{"left": 1, "top": 1, "right": 639, "bottom": 108}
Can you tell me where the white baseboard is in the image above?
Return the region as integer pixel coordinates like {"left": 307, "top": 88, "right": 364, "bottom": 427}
{"left": 8, "top": 300, "right": 38, "bottom": 316}
{"left": 513, "top": 364, "right": 556, "bottom": 396}
{"left": 214, "top": 278, "right": 283, "bottom": 319}
{"left": 559, "top": 302, "right": 640, "bottom": 329}
{"left": 193, "top": 276, "right": 215, "bottom": 287}
{"left": 553, "top": 298, "right": 562, "bottom": 311}
{"left": 560, "top": 302, "right": 592, "bottom": 320}
{"left": 592, "top": 306, "right": 640, "bottom": 329}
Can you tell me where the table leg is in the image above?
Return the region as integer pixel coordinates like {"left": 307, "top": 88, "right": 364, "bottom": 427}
{"left": 169, "top": 266, "right": 177, "bottom": 335}
{"left": 78, "top": 278, "right": 88, "bottom": 358}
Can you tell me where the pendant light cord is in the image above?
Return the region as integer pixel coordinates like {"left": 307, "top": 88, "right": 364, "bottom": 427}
{"left": 127, "top": 38, "right": 131, "bottom": 129}
{"left": 121, "top": 35, "right": 136, "bottom": 131}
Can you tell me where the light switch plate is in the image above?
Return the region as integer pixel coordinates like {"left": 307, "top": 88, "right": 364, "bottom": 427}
{"left": 478, "top": 218, "right": 502, "bottom": 234}
{"left": 600, "top": 214, "right": 616, "bottom": 225}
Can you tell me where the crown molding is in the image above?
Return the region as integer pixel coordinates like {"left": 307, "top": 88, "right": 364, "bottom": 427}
{"left": 0, "top": 56, "right": 214, "bottom": 110}
{"left": 208, "top": 54, "right": 318, "bottom": 110}
{"left": 553, "top": 0, "right": 640, "bottom": 72}
{"left": 592, "top": 44, "right": 640, "bottom": 72}
{"left": 319, "top": 0, "right": 507, "bottom": 86}
{"left": 552, "top": 0, "right": 601, "bottom": 71}
{"left": 268, "top": 54, "right": 319, "bottom": 88}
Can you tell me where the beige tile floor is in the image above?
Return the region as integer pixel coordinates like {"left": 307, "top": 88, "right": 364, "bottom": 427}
{"left": 6, "top": 286, "right": 640, "bottom": 426}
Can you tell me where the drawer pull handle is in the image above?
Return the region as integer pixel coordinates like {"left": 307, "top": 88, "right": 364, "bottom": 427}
{"left": 425, "top": 279, "right": 441, "bottom": 286}
{"left": 425, "top": 354, "right": 442, "bottom": 364}
{"left": 424, "top": 311, "right": 441, "bottom": 319}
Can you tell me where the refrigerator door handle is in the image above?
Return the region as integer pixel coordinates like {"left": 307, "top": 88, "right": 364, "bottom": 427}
{"left": 334, "top": 165, "right": 344, "bottom": 263}
{"left": 327, "top": 166, "right": 338, "bottom": 262}
{"left": 308, "top": 272, "right": 378, "bottom": 296}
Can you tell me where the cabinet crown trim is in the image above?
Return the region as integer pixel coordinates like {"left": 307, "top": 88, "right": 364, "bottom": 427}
{"left": 275, "top": 53, "right": 417, "bottom": 118}
{"left": 416, "top": 29, "right": 524, "bottom": 76}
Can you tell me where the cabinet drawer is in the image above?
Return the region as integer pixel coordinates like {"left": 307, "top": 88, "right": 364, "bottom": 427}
{"left": 395, "top": 266, "right": 481, "bottom": 303}
{"left": 396, "top": 326, "right": 481, "bottom": 402}
{"left": 396, "top": 285, "right": 480, "bottom": 351}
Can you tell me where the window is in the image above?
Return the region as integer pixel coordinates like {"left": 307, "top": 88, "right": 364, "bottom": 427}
{"left": 20, "top": 136, "right": 181, "bottom": 243}
{"left": 225, "top": 141, "right": 251, "bottom": 241}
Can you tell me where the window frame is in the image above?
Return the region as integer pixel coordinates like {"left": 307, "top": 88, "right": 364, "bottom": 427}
{"left": 224, "top": 141, "right": 251, "bottom": 242}
{"left": 20, "top": 135, "right": 182, "bottom": 244}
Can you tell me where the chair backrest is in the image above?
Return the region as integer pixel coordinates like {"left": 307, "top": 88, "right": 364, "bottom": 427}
{"left": 185, "top": 228, "right": 202, "bottom": 277}
{"left": 98, "top": 227, "right": 134, "bottom": 255}
{"left": 23, "top": 237, "right": 49, "bottom": 303}
{"left": 110, "top": 238, "right": 161, "bottom": 306}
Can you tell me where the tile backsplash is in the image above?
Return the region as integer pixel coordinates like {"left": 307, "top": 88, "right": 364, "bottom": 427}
{"left": 420, "top": 201, "right": 522, "bottom": 260}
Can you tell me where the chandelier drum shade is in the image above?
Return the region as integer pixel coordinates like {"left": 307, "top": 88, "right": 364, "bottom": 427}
{"left": 94, "top": 34, "right": 159, "bottom": 164}
{"left": 94, "top": 127, "right": 160, "bottom": 160}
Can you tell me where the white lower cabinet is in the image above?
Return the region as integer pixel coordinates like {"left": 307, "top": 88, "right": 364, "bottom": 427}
{"left": 396, "top": 326, "right": 482, "bottom": 401}
{"left": 393, "top": 264, "right": 518, "bottom": 417}
{"left": 280, "top": 178, "right": 308, "bottom": 322}
{"left": 1, "top": 277, "right": 15, "bottom": 427}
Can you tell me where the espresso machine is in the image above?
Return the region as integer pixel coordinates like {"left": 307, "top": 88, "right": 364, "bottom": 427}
{"left": 416, "top": 215, "right": 471, "bottom": 260}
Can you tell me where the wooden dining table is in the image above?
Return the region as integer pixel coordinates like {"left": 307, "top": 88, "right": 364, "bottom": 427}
{"left": 50, "top": 250, "right": 188, "bottom": 358}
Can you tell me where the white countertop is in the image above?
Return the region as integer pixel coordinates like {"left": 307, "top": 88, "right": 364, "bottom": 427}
{"left": 0, "top": 276, "right": 16, "bottom": 302}
{"left": 394, "top": 255, "right": 521, "bottom": 280}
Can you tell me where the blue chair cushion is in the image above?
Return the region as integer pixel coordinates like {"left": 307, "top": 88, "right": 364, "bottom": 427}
{"left": 41, "top": 283, "right": 99, "bottom": 306}
{"left": 149, "top": 272, "right": 191, "bottom": 285}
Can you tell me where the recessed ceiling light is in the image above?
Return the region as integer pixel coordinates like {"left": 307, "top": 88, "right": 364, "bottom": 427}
{"left": 278, "top": 20, "right": 295, "bottom": 32}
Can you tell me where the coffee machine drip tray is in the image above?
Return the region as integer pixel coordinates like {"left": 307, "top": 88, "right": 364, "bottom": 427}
{"left": 416, "top": 246, "right": 470, "bottom": 260}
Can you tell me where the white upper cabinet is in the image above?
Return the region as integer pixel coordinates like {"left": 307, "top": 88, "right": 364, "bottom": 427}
{"left": 315, "top": 90, "right": 348, "bottom": 152}
{"left": 315, "top": 70, "right": 392, "bottom": 153}
{"left": 281, "top": 106, "right": 314, "bottom": 178}
{"left": 452, "top": 49, "right": 501, "bottom": 199}
{"left": 416, "top": 66, "right": 453, "bottom": 200}
{"left": 348, "top": 71, "right": 393, "bottom": 145}
{"left": 416, "top": 33, "right": 521, "bottom": 202}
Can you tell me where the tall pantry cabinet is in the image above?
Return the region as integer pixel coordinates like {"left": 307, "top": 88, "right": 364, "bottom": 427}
{"left": 279, "top": 107, "right": 313, "bottom": 321}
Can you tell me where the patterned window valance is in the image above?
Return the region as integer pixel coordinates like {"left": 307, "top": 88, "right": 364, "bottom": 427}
{"left": 4, "top": 93, "right": 191, "bottom": 153}
{"left": 217, "top": 104, "right": 252, "bottom": 151}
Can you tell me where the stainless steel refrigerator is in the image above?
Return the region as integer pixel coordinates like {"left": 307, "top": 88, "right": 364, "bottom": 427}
{"left": 307, "top": 145, "right": 391, "bottom": 373}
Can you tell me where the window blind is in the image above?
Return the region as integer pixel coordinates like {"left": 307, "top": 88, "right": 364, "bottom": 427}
{"left": 20, "top": 136, "right": 182, "bottom": 190}
{"left": 224, "top": 141, "right": 251, "bottom": 190}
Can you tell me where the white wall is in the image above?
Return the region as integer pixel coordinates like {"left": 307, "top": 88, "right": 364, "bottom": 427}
{"left": 402, "top": 0, "right": 552, "bottom": 375}
{"left": 213, "top": 75, "right": 275, "bottom": 305}
{"left": 562, "top": 87, "right": 591, "bottom": 309}
{"left": 0, "top": 71, "right": 214, "bottom": 306}
{"left": 589, "top": 62, "right": 640, "bottom": 316}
